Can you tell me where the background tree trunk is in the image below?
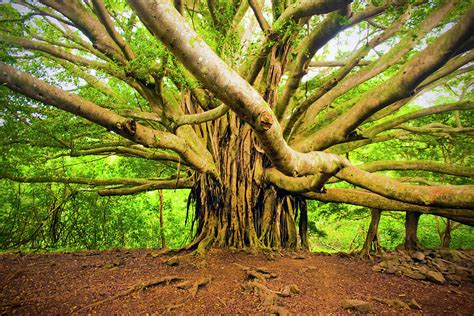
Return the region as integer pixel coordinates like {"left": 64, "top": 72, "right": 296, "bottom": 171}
{"left": 404, "top": 212, "right": 422, "bottom": 251}
{"left": 158, "top": 190, "right": 166, "bottom": 249}
{"left": 360, "top": 209, "right": 382, "bottom": 258}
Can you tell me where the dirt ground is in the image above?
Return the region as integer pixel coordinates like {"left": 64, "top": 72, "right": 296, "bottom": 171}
{"left": 0, "top": 248, "right": 473, "bottom": 315}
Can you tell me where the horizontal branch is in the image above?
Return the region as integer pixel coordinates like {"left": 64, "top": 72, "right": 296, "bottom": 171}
{"left": 357, "top": 160, "right": 474, "bottom": 178}
{"left": 398, "top": 124, "right": 474, "bottom": 135}
{"left": 336, "top": 166, "right": 474, "bottom": 209}
{"left": 303, "top": 188, "right": 474, "bottom": 226}
{"left": 0, "top": 172, "right": 194, "bottom": 196}
{"left": 69, "top": 146, "right": 184, "bottom": 164}
{"left": 97, "top": 177, "right": 194, "bottom": 196}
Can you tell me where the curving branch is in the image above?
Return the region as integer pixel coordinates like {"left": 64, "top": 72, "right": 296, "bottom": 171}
{"left": 281, "top": 7, "right": 412, "bottom": 137}
{"left": 129, "top": 0, "right": 349, "bottom": 178}
{"left": 362, "top": 100, "right": 474, "bottom": 138}
{"left": 292, "top": 5, "right": 474, "bottom": 152}
{"left": 293, "top": 2, "right": 458, "bottom": 140}
{"left": 0, "top": 62, "right": 216, "bottom": 175}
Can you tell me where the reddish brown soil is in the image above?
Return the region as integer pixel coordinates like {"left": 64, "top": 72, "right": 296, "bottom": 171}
{"left": 1, "top": 248, "right": 473, "bottom": 315}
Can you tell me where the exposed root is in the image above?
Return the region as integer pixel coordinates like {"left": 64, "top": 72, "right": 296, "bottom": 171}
{"left": 233, "top": 263, "right": 278, "bottom": 281}
{"left": 176, "top": 276, "right": 212, "bottom": 298}
{"left": 165, "top": 302, "right": 185, "bottom": 312}
{"left": 243, "top": 279, "right": 298, "bottom": 314}
{"left": 247, "top": 280, "right": 279, "bottom": 306}
{"left": 73, "top": 276, "right": 184, "bottom": 314}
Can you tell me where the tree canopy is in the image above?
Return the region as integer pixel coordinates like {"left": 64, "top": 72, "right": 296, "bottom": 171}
{"left": 0, "top": 0, "right": 473, "bottom": 251}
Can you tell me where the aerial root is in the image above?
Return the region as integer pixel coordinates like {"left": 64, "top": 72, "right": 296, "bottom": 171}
{"left": 73, "top": 275, "right": 184, "bottom": 314}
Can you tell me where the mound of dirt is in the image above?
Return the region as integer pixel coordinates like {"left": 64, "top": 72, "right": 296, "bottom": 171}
{"left": 0, "top": 248, "right": 473, "bottom": 314}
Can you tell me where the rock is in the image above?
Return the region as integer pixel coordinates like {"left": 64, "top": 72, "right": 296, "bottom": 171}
{"left": 425, "top": 270, "right": 446, "bottom": 284}
{"left": 280, "top": 287, "right": 291, "bottom": 297}
{"left": 341, "top": 299, "right": 373, "bottom": 313}
{"left": 411, "top": 251, "right": 425, "bottom": 261}
{"left": 439, "top": 249, "right": 462, "bottom": 263}
{"left": 454, "top": 265, "right": 470, "bottom": 280}
{"left": 403, "top": 269, "right": 426, "bottom": 280}
{"left": 408, "top": 298, "right": 422, "bottom": 310}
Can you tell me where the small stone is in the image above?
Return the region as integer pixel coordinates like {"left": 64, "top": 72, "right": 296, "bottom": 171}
{"left": 402, "top": 268, "right": 426, "bottom": 280}
{"left": 408, "top": 298, "right": 422, "bottom": 310}
{"left": 425, "top": 270, "right": 446, "bottom": 284}
{"left": 411, "top": 251, "right": 425, "bottom": 261}
{"left": 341, "top": 299, "right": 373, "bottom": 313}
{"left": 280, "top": 286, "right": 291, "bottom": 297}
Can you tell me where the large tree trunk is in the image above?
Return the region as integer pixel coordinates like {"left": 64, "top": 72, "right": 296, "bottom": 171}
{"left": 404, "top": 212, "right": 422, "bottom": 251}
{"left": 360, "top": 209, "right": 382, "bottom": 259}
{"left": 188, "top": 114, "right": 308, "bottom": 252}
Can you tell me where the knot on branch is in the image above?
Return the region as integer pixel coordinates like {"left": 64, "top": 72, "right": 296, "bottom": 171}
{"left": 259, "top": 111, "right": 274, "bottom": 131}
{"left": 115, "top": 120, "right": 137, "bottom": 136}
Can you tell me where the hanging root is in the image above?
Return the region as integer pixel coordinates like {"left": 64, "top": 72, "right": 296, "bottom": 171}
{"left": 73, "top": 276, "right": 184, "bottom": 314}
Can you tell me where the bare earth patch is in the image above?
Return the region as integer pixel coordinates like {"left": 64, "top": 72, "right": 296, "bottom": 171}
{"left": 1, "top": 248, "right": 473, "bottom": 314}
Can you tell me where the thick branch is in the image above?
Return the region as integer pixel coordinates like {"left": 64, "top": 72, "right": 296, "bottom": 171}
{"left": 303, "top": 188, "right": 474, "bottom": 226}
{"left": 91, "top": 0, "right": 136, "bottom": 60}
{"left": 38, "top": 0, "right": 127, "bottom": 63}
{"left": 129, "top": 0, "right": 349, "bottom": 177}
{"left": 336, "top": 166, "right": 474, "bottom": 209}
{"left": 0, "top": 62, "right": 215, "bottom": 175}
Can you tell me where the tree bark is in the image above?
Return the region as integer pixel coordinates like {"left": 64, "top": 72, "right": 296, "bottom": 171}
{"left": 360, "top": 209, "right": 382, "bottom": 259}
{"left": 188, "top": 114, "right": 308, "bottom": 252}
{"left": 404, "top": 212, "right": 422, "bottom": 251}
